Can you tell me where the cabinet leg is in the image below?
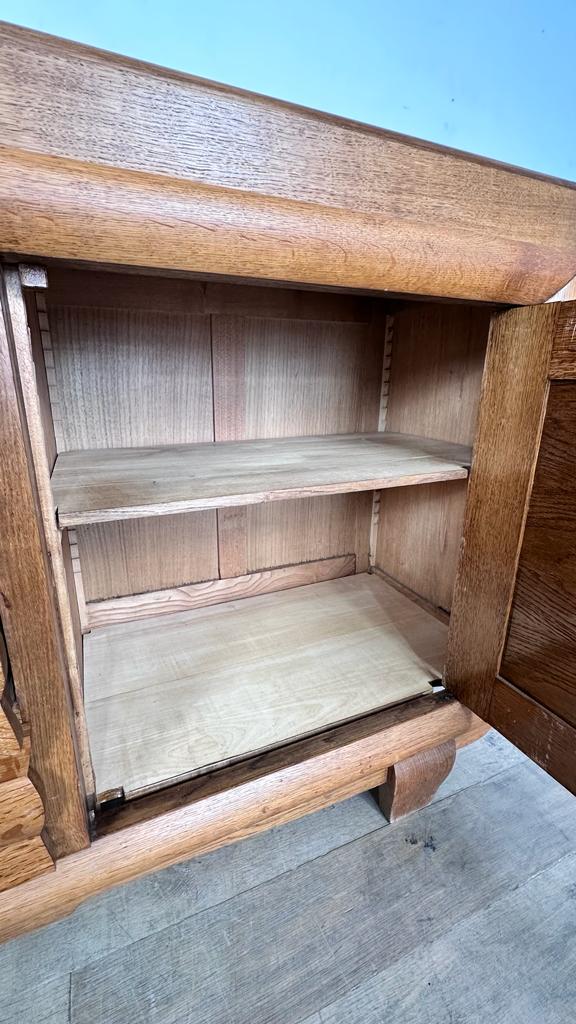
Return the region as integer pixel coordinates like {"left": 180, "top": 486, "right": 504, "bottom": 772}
{"left": 376, "top": 739, "right": 456, "bottom": 822}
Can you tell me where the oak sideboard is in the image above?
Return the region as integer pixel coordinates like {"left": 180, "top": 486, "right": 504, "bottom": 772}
{"left": 1, "top": 21, "right": 575, "bottom": 941}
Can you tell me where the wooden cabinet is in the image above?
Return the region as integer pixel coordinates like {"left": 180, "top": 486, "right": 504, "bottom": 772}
{"left": 0, "top": 22, "right": 575, "bottom": 941}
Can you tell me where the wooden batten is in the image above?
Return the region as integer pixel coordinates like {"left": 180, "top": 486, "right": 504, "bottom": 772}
{"left": 85, "top": 555, "right": 356, "bottom": 630}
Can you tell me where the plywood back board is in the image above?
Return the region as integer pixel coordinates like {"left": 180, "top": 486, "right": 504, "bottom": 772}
{"left": 375, "top": 304, "right": 491, "bottom": 610}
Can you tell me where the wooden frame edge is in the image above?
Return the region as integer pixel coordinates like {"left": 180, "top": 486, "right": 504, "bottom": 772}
{"left": 490, "top": 677, "right": 576, "bottom": 796}
{"left": 0, "top": 695, "right": 481, "bottom": 942}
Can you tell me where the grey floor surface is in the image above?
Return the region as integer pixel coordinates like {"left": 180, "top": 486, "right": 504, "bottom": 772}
{"left": 1, "top": 730, "right": 575, "bottom": 1023}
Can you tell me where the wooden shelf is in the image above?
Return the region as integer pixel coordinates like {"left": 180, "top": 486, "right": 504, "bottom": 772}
{"left": 84, "top": 572, "right": 447, "bottom": 797}
{"left": 52, "top": 432, "right": 471, "bottom": 528}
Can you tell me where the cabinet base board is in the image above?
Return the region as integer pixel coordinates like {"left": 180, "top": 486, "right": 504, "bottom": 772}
{"left": 0, "top": 694, "right": 485, "bottom": 943}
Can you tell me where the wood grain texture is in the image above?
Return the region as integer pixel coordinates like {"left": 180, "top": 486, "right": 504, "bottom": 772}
{"left": 0, "top": 838, "right": 54, "bottom": 895}
{"left": 0, "top": 776, "right": 45, "bottom": 847}
{"left": 376, "top": 304, "right": 490, "bottom": 609}
{"left": 546, "top": 273, "right": 576, "bottom": 303}
{"left": 84, "top": 573, "right": 445, "bottom": 796}
{"left": 212, "top": 316, "right": 382, "bottom": 440}
{"left": 52, "top": 433, "right": 471, "bottom": 527}
{"left": 489, "top": 678, "right": 576, "bottom": 796}
{"left": 501, "top": 383, "right": 576, "bottom": 727}
{"left": 245, "top": 493, "right": 374, "bottom": 575}
{"left": 1, "top": 24, "right": 576, "bottom": 302}
{"left": 85, "top": 555, "right": 355, "bottom": 629}
{"left": 0, "top": 701, "right": 30, "bottom": 784}
{"left": 48, "top": 305, "right": 213, "bottom": 450}
{"left": 0, "top": 269, "right": 89, "bottom": 857}
{"left": 376, "top": 738, "right": 456, "bottom": 821}
{"left": 2, "top": 269, "right": 95, "bottom": 799}
{"left": 0, "top": 693, "right": 476, "bottom": 941}
{"left": 549, "top": 300, "right": 576, "bottom": 378}
{"left": 76, "top": 513, "right": 218, "bottom": 601}
{"left": 376, "top": 481, "right": 469, "bottom": 613}
{"left": 212, "top": 312, "right": 383, "bottom": 578}
{"left": 445, "top": 303, "right": 560, "bottom": 719}
{"left": 47, "top": 292, "right": 220, "bottom": 600}
{"left": 45, "top": 266, "right": 372, "bottom": 322}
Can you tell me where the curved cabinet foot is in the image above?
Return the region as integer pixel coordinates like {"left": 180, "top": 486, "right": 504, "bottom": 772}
{"left": 377, "top": 739, "right": 456, "bottom": 822}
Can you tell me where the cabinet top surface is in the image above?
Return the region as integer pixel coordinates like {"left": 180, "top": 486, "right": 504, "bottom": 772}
{"left": 1, "top": 21, "right": 575, "bottom": 304}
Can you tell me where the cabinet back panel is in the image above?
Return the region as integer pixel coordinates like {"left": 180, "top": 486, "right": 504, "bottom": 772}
{"left": 48, "top": 307, "right": 214, "bottom": 450}
{"left": 212, "top": 314, "right": 382, "bottom": 577}
{"left": 376, "top": 304, "right": 491, "bottom": 610}
{"left": 77, "top": 514, "right": 218, "bottom": 602}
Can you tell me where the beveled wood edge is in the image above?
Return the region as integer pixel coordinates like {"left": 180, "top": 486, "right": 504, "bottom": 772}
{"left": 0, "top": 694, "right": 483, "bottom": 942}
{"left": 2, "top": 145, "right": 573, "bottom": 307}
{"left": 85, "top": 554, "right": 356, "bottom": 630}
{"left": 545, "top": 273, "right": 576, "bottom": 303}
{"left": 489, "top": 677, "right": 576, "bottom": 796}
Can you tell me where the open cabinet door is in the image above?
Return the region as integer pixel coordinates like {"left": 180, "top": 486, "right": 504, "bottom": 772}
{"left": 445, "top": 299, "right": 576, "bottom": 794}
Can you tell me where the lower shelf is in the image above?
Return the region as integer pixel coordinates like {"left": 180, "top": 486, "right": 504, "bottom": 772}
{"left": 84, "top": 572, "right": 448, "bottom": 798}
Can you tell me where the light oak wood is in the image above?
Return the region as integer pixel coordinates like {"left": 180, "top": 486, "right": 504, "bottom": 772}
{"left": 0, "top": 838, "right": 54, "bottom": 895}
{"left": 46, "top": 289, "right": 219, "bottom": 600}
{"left": 375, "top": 304, "right": 490, "bottom": 609}
{"left": 212, "top": 315, "right": 382, "bottom": 441}
{"left": 0, "top": 269, "right": 89, "bottom": 857}
{"left": 212, "top": 312, "right": 383, "bottom": 578}
{"left": 52, "top": 432, "right": 471, "bottom": 528}
{"left": 445, "top": 303, "right": 560, "bottom": 719}
{"left": 546, "top": 273, "right": 576, "bottom": 303}
{"left": 244, "top": 493, "right": 374, "bottom": 576}
{"left": 501, "top": 383, "right": 576, "bottom": 727}
{"left": 0, "top": 694, "right": 477, "bottom": 941}
{"left": 377, "top": 738, "right": 456, "bottom": 821}
{"left": 76, "top": 513, "right": 219, "bottom": 602}
{"left": 2, "top": 268, "right": 95, "bottom": 800}
{"left": 0, "top": 700, "right": 30, "bottom": 784}
{"left": 85, "top": 555, "right": 356, "bottom": 629}
{"left": 0, "top": 775, "right": 45, "bottom": 847}
{"left": 1, "top": 24, "right": 576, "bottom": 302}
{"left": 47, "top": 266, "right": 372, "bottom": 321}
{"left": 84, "top": 573, "right": 447, "bottom": 796}
{"left": 48, "top": 304, "right": 213, "bottom": 451}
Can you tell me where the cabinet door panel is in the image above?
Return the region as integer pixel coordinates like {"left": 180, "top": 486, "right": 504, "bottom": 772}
{"left": 501, "top": 383, "right": 576, "bottom": 726}
{"left": 445, "top": 300, "right": 576, "bottom": 794}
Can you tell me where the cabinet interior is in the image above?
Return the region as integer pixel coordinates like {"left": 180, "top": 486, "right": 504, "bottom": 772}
{"left": 24, "top": 265, "right": 492, "bottom": 805}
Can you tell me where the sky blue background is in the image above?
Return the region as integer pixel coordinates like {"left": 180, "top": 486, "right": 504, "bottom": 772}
{"left": 1, "top": 0, "right": 574, "bottom": 180}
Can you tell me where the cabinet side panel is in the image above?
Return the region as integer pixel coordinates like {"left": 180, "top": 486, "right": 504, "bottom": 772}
{"left": 501, "top": 382, "right": 576, "bottom": 726}
{"left": 375, "top": 304, "right": 490, "bottom": 610}
{"left": 0, "top": 271, "right": 89, "bottom": 856}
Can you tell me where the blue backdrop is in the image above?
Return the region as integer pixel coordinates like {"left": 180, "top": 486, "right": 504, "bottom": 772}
{"left": 1, "top": 0, "right": 574, "bottom": 180}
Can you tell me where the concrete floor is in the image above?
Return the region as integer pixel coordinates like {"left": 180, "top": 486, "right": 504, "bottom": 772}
{"left": 1, "top": 730, "right": 575, "bottom": 1023}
